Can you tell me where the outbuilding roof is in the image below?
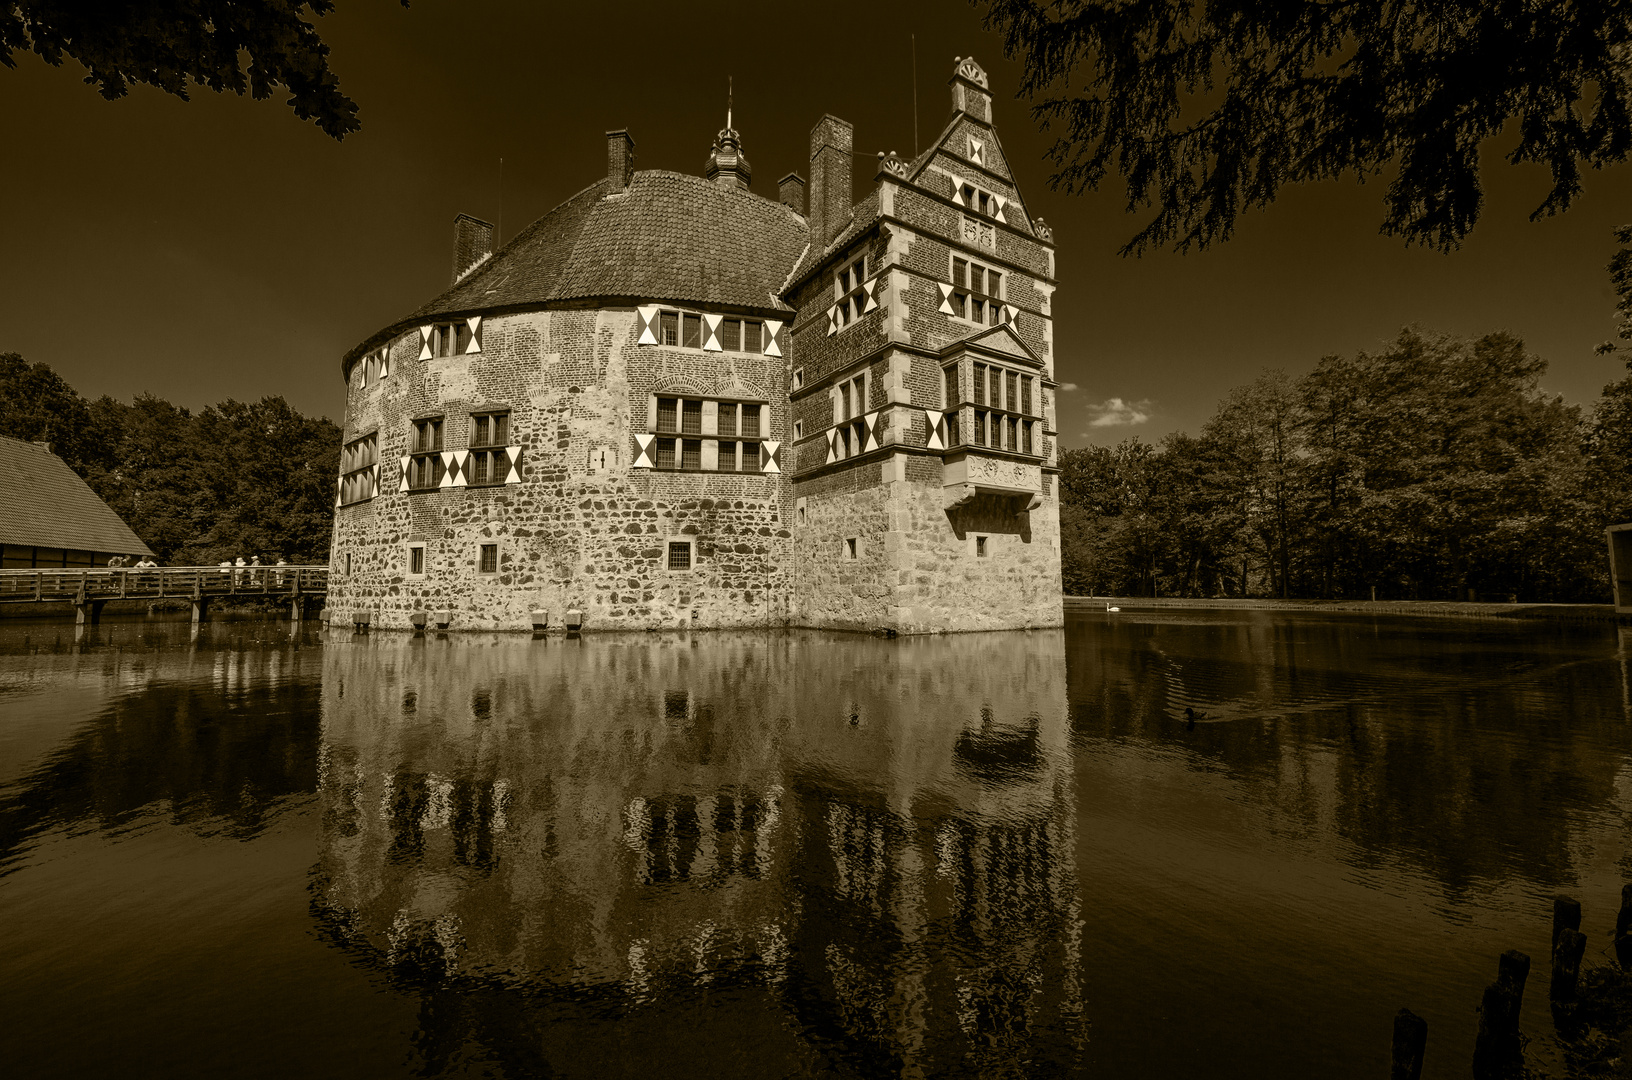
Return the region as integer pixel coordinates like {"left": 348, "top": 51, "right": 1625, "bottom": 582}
{"left": 345, "top": 170, "right": 809, "bottom": 375}
{"left": 0, "top": 437, "right": 152, "bottom": 556}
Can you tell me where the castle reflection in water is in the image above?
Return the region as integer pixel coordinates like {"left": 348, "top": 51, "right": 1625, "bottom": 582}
{"left": 312, "top": 629, "right": 1085, "bottom": 1075}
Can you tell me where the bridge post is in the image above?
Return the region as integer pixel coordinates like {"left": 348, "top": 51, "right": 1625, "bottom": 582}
{"left": 75, "top": 599, "right": 106, "bottom": 626}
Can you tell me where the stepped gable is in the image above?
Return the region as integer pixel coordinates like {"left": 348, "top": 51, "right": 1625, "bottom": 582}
{"left": 0, "top": 436, "right": 152, "bottom": 557}
{"left": 343, "top": 171, "right": 808, "bottom": 377}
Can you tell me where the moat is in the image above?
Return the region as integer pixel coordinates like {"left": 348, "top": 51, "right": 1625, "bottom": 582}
{"left": 1, "top": 612, "right": 1628, "bottom": 1078}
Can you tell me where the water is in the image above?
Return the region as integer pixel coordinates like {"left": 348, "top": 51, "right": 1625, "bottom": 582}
{"left": 0, "top": 612, "right": 1627, "bottom": 1078}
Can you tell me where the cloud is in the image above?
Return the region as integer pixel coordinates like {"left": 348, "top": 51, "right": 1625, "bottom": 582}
{"left": 1058, "top": 381, "right": 1079, "bottom": 392}
{"left": 1083, "top": 397, "right": 1154, "bottom": 428}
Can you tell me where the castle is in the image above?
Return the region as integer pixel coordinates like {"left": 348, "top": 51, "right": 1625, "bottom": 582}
{"left": 327, "top": 57, "right": 1063, "bottom": 633}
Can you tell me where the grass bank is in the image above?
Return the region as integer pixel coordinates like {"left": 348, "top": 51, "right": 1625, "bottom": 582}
{"left": 1066, "top": 596, "right": 1624, "bottom": 623}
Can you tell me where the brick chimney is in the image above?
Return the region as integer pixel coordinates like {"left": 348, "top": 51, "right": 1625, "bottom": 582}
{"left": 450, "top": 213, "right": 494, "bottom": 285}
{"left": 807, "top": 114, "right": 853, "bottom": 249}
{"left": 778, "top": 172, "right": 805, "bottom": 214}
{"left": 606, "top": 129, "right": 636, "bottom": 190}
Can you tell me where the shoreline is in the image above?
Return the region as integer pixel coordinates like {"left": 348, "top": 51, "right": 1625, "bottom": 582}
{"left": 1066, "top": 595, "right": 1625, "bottom": 623}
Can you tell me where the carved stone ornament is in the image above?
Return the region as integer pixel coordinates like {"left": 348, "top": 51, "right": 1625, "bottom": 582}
{"left": 876, "top": 151, "right": 910, "bottom": 179}
{"left": 955, "top": 56, "right": 989, "bottom": 88}
{"left": 1034, "top": 217, "right": 1053, "bottom": 243}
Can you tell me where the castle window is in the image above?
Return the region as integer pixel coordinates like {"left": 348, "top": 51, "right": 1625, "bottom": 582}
{"left": 741, "top": 404, "right": 761, "bottom": 438}
{"left": 973, "top": 364, "right": 986, "bottom": 406}
{"left": 834, "top": 252, "right": 868, "bottom": 326}
{"left": 1022, "top": 420, "right": 1033, "bottom": 455}
{"left": 792, "top": 367, "right": 804, "bottom": 391}
{"left": 989, "top": 366, "right": 1002, "bottom": 409}
{"left": 741, "top": 441, "right": 759, "bottom": 470}
{"left": 409, "top": 418, "right": 445, "bottom": 491}
{"left": 469, "top": 410, "right": 511, "bottom": 486}
{"left": 959, "top": 181, "right": 1004, "bottom": 221}
{"left": 793, "top": 419, "right": 803, "bottom": 440}
{"left": 947, "top": 411, "right": 961, "bottom": 446}
{"left": 645, "top": 397, "right": 768, "bottom": 472}
{"left": 683, "top": 314, "right": 702, "bottom": 348}
{"left": 744, "top": 321, "right": 762, "bottom": 352}
{"left": 667, "top": 540, "right": 693, "bottom": 571}
{"left": 951, "top": 257, "right": 1004, "bottom": 326}
{"left": 719, "top": 441, "right": 737, "bottom": 471}
{"left": 717, "top": 402, "right": 737, "bottom": 437}
{"left": 660, "top": 312, "right": 679, "bottom": 345}
{"left": 721, "top": 319, "right": 740, "bottom": 352}
{"left": 944, "top": 366, "right": 959, "bottom": 408}
{"left": 408, "top": 544, "right": 425, "bottom": 577}
{"left": 655, "top": 438, "right": 676, "bottom": 469}
{"left": 976, "top": 536, "right": 988, "bottom": 557}
{"left": 974, "top": 410, "right": 987, "bottom": 445}
{"left": 1021, "top": 375, "right": 1033, "bottom": 415}
{"left": 681, "top": 439, "right": 701, "bottom": 470}
{"left": 681, "top": 399, "right": 702, "bottom": 435}
{"left": 339, "top": 432, "right": 377, "bottom": 505}
{"left": 431, "top": 322, "right": 472, "bottom": 357}
{"left": 479, "top": 543, "right": 498, "bottom": 574}
{"left": 845, "top": 538, "right": 858, "bottom": 559}
{"left": 1007, "top": 416, "right": 1018, "bottom": 451}
{"left": 657, "top": 397, "right": 678, "bottom": 432}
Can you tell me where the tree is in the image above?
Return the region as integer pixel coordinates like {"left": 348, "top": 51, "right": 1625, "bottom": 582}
{"left": 0, "top": 352, "right": 105, "bottom": 478}
{"left": 0, "top": 0, "right": 409, "bottom": 140}
{"left": 975, "top": 0, "right": 1632, "bottom": 253}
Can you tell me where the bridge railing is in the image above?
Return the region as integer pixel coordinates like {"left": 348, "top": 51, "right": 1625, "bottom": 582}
{"left": 0, "top": 565, "right": 330, "bottom": 603}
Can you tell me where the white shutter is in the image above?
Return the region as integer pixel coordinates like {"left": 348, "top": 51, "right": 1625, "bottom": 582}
{"left": 465, "top": 316, "right": 483, "bottom": 354}
{"left": 763, "top": 319, "right": 783, "bottom": 357}
{"left": 503, "top": 446, "right": 523, "bottom": 484}
{"left": 632, "top": 433, "right": 655, "bottom": 469}
{"left": 636, "top": 305, "right": 659, "bottom": 345}
{"left": 418, "top": 326, "right": 433, "bottom": 361}
{"left": 702, "top": 313, "right": 723, "bottom": 352}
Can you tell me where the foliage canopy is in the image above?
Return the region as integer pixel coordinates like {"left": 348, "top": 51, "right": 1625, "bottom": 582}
{"left": 976, "top": 0, "right": 1632, "bottom": 253}
{"left": 0, "top": 0, "right": 408, "bottom": 138}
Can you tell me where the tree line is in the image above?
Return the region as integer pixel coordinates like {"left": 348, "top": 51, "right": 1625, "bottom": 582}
{"left": 0, "top": 353, "right": 339, "bottom": 565}
{"left": 1059, "top": 328, "right": 1632, "bottom": 603}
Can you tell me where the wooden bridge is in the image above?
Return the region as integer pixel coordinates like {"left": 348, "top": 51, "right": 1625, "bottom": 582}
{"left": 0, "top": 565, "right": 329, "bottom": 624}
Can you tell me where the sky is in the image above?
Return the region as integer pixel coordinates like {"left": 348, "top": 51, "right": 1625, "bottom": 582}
{"left": 4, "top": 0, "right": 1632, "bottom": 449}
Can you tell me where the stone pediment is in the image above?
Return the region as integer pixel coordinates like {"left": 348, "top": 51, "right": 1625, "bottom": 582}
{"left": 942, "top": 323, "right": 1042, "bottom": 366}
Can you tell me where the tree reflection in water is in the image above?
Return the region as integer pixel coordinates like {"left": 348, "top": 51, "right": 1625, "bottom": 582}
{"left": 311, "top": 628, "right": 1084, "bottom": 1078}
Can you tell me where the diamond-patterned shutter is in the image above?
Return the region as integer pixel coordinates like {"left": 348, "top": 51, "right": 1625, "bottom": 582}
{"left": 861, "top": 278, "right": 879, "bottom": 314}
{"left": 380, "top": 350, "right": 391, "bottom": 378}
{"left": 439, "top": 451, "right": 458, "bottom": 489}
{"left": 763, "top": 440, "right": 782, "bottom": 474}
{"left": 863, "top": 412, "right": 881, "bottom": 453}
{"left": 825, "top": 429, "right": 838, "bottom": 465}
{"left": 635, "top": 306, "right": 660, "bottom": 345}
{"left": 996, "top": 304, "right": 1012, "bottom": 324}
{"left": 502, "top": 445, "right": 523, "bottom": 484}
{"left": 418, "top": 326, "right": 434, "bottom": 360}
{"left": 465, "top": 316, "right": 483, "bottom": 355}
{"left": 968, "top": 137, "right": 985, "bottom": 166}
{"left": 763, "top": 319, "right": 783, "bottom": 357}
{"left": 991, "top": 194, "right": 1008, "bottom": 220}
{"left": 826, "top": 306, "right": 839, "bottom": 336}
{"left": 632, "top": 433, "right": 655, "bottom": 468}
{"left": 925, "top": 410, "right": 946, "bottom": 451}
{"left": 701, "top": 314, "right": 723, "bottom": 352}
{"left": 937, "top": 283, "right": 956, "bottom": 315}
{"left": 335, "top": 476, "right": 343, "bottom": 508}
{"left": 370, "top": 463, "right": 380, "bottom": 498}
{"left": 398, "top": 456, "right": 412, "bottom": 493}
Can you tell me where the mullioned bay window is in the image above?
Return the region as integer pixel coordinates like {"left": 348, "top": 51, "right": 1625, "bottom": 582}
{"left": 941, "top": 360, "right": 1043, "bottom": 457}
{"left": 633, "top": 395, "right": 781, "bottom": 474}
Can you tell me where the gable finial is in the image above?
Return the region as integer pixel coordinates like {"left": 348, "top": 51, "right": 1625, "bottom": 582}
{"left": 727, "top": 75, "right": 733, "bottom": 131}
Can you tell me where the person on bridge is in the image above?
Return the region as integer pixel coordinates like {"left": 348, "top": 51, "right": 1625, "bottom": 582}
{"left": 274, "top": 558, "right": 287, "bottom": 587}
{"left": 250, "top": 555, "right": 262, "bottom": 587}
{"left": 234, "top": 556, "right": 246, "bottom": 586}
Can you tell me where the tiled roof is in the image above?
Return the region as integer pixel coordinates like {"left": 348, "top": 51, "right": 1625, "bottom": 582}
{"left": 0, "top": 437, "right": 152, "bottom": 556}
{"left": 783, "top": 190, "right": 880, "bottom": 293}
{"left": 346, "top": 171, "right": 809, "bottom": 374}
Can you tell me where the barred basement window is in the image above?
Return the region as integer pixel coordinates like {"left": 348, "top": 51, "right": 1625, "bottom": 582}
{"left": 339, "top": 432, "right": 377, "bottom": 505}
{"left": 408, "top": 545, "right": 425, "bottom": 576}
{"left": 667, "top": 541, "right": 693, "bottom": 571}
{"left": 833, "top": 251, "right": 868, "bottom": 326}
{"left": 431, "top": 322, "right": 472, "bottom": 357}
{"left": 409, "top": 418, "right": 445, "bottom": 490}
{"left": 479, "top": 543, "right": 498, "bottom": 574}
{"left": 660, "top": 311, "right": 679, "bottom": 345}
{"left": 950, "top": 257, "right": 1003, "bottom": 326}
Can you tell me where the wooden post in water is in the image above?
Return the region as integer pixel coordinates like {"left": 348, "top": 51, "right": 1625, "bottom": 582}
{"left": 1551, "top": 927, "right": 1589, "bottom": 1019}
{"left": 1615, "top": 884, "right": 1632, "bottom": 970}
{"left": 1473, "top": 950, "right": 1529, "bottom": 1078}
{"left": 1390, "top": 1008, "right": 1427, "bottom": 1080}
{"left": 1552, "top": 895, "right": 1582, "bottom": 955}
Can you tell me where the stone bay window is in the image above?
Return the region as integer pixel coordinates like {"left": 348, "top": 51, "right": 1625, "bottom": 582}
{"left": 634, "top": 395, "right": 781, "bottom": 474}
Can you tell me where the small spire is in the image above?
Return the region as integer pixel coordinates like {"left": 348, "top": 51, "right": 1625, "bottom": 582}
{"left": 705, "top": 75, "right": 752, "bottom": 191}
